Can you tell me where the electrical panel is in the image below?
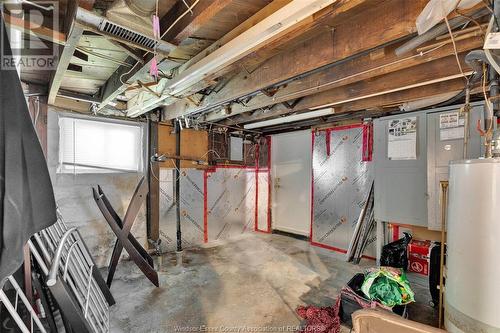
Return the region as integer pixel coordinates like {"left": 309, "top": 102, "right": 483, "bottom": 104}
{"left": 374, "top": 103, "right": 484, "bottom": 229}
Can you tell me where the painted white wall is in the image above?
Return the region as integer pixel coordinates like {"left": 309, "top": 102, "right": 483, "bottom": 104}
{"left": 271, "top": 130, "right": 312, "bottom": 236}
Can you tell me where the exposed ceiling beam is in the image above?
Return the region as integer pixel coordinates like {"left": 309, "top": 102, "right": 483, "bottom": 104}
{"left": 222, "top": 54, "right": 471, "bottom": 126}
{"left": 122, "top": 0, "right": 294, "bottom": 114}
{"left": 107, "top": 40, "right": 144, "bottom": 64}
{"left": 123, "top": 0, "right": 370, "bottom": 118}
{"left": 178, "top": 0, "right": 294, "bottom": 73}
{"left": 202, "top": 35, "right": 483, "bottom": 122}
{"left": 78, "top": 0, "right": 96, "bottom": 11}
{"left": 334, "top": 79, "right": 466, "bottom": 114}
{"left": 96, "top": 0, "right": 237, "bottom": 112}
{"left": 3, "top": 13, "right": 66, "bottom": 45}
{"left": 127, "top": 0, "right": 339, "bottom": 117}
{"left": 97, "top": 56, "right": 151, "bottom": 112}
{"left": 260, "top": 80, "right": 467, "bottom": 133}
{"left": 57, "top": 89, "right": 100, "bottom": 103}
{"left": 48, "top": 0, "right": 88, "bottom": 104}
{"left": 160, "top": 0, "right": 234, "bottom": 45}
{"left": 162, "top": 0, "right": 432, "bottom": 120}
{"left": 210, "top": 0, "right": 378, "bottom": 80}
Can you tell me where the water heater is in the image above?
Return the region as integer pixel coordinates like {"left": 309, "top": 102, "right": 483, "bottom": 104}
{"left": 445, "top": 159, "right": 500, "bottom": 332}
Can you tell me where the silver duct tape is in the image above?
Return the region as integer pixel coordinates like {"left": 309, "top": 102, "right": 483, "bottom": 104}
{"left": 207, "top": 168, "right": 256, "bottom": 241}
{"left": 256, "top": 172, "right": 270, "bottom": 232}
{"left": 159, "top": 168, "right": 205, "bottom": 251}
{"left": 312, "top": 127, "right": 375, "bottom": 257}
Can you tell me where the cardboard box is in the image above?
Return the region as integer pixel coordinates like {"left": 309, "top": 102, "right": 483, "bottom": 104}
{"left": 408, "top": 239, "right": 433, "bottom": 276}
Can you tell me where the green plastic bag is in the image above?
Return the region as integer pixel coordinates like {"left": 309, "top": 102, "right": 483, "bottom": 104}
{"left": 361, "top": 267, "right": 415, "bottom": 308}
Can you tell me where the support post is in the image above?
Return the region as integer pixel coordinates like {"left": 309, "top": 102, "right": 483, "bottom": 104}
{"left": 146, "top": 118, "right": 160, "bottom": 247}
{"left": 175, "top": 120, "right": 183, "bottom": 253}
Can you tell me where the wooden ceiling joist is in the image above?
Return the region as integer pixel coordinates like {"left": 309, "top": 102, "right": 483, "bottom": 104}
{"left": 119, "top": 0, "right": 293, "bottom": 115}
{"left": 223, "top": 54, "right": 471, "bottom": 126}
{"left": 163, "top": 0, "right": 430, "bottom": 120}
{"left": 127, "top": 0, "right": 339, "bottom": 117}
{"left": 160, "top": 0, "right": 235, "bottom": 45}
{"left": 334, "top": 79, "right": 466, "bottom": 114}
{"left": 97, "top": 0, "right": 237, "bottom": 112}
{"left": 3, "top": 13, "right": 66, "bottom": 45}
{"left": 202, "top": 35, "right": 483, "bottom": 122}
{"left": 260, "top": 79, "right": 467, "bottom": 133}
{"left": 48, "top": 0, "right": 91, "bottom": 104}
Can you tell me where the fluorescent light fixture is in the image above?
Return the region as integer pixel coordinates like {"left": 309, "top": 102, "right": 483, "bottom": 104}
{"left": 243, "top": 108, "right": 334, "bottom": 129}
{"left": 127, "top": 0, "right": 337, "bottom": 117}
{"left": 166, "top": 0, "right": 336, "bottom": 96}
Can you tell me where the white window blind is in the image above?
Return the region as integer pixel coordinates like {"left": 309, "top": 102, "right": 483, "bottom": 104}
{"left": 58, "top": 116, "right": 143, "bottom": 173}
{"left": 230, "top": 136, "right": 243, "bottom": 161}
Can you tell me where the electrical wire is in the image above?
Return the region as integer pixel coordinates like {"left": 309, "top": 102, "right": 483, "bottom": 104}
{"left": 201, "top": 149, "right": 221, "bottom": 160}
{"left": 444, "top": 15, "right": 470, "bottom": 86}
{"left": 149, "top": 160, "right": 182, "bottom": 183}
{"left": 453, "top": 9, "right": 486, "bottom": 36}
{"left": 160, "top": 0, "right": 201, "bottom": 40}
{"left": 200, "top": 119, "right": 262, "bottom": 134}
{"left": 276, "top": 43, "right": 449, "bottom": 102}
{"left": 120, "top": 63, "right": 139, "bottom": 85}
{"left": 76, "top": 47, "right": 134, "bottom": 67}
{"left": 150, "top": 149, "right": 220, "bottom": 183}
{"left": 482, "top": 64, "right": 494, "bottom": 135}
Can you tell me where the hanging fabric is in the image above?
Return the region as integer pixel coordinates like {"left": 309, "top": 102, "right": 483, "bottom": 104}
{"left": 0, "top": 17, "right": 56, "bottom": 286}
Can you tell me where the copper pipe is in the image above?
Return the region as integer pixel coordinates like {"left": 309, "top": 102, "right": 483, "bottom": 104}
{"left": 439, "top": 181, "right": 449, "bottom": 329}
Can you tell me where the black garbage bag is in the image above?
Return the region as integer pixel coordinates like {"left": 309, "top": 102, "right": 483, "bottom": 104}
{"left": 380, "top": 233, "right": 412, "bottom": 270}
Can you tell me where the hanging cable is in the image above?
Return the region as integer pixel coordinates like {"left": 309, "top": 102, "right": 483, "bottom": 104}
{"left": 160, "top": 0, "right": 201, "bottom": 40}
{"left": 444, "top": 15, "right": 470, "bottom": 86}
{"left": 482, "top": 64, "right": 494, "bottom": 135}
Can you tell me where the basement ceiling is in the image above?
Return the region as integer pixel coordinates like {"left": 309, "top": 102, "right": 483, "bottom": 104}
{"left": 10, "top": 0, "right": 494, "bottom": 130}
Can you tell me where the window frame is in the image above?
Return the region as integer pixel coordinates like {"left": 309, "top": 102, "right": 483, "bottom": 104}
{"left": 57, "top": 114, "right": 146, "bottom": 174}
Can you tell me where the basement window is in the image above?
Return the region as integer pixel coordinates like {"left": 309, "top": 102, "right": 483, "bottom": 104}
{"left": 230, "top": 136, "right": 243, "bottom": 161}
{"left": 58, "top": 116, "right": 144, "bottom": 174}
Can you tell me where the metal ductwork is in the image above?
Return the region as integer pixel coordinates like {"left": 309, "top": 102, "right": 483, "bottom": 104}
{"left": 75, "top": 7, "right": 174, "bottom": 56}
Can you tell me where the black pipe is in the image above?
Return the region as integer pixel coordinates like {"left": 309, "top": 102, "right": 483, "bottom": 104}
{"left": 395, "top": 8, "right": 489, "bottom": 57}
{"left": 175, "top": 119, "right": 182, "bottom": 252}
{"left": 493, "top": 0, "right": 500, "bottom": 117}
{"left": 465, "top": 50, "right": 489, "bottom": 75}
{"left": 146, "top": 118, "right": 153, "bottom": 241}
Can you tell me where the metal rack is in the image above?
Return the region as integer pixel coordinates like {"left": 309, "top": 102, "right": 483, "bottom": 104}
{"left": 0, "top": 275, "right": 47, "bottom": 333}
{"left": 28, "top": 212, "right": 113, "bottom": 333}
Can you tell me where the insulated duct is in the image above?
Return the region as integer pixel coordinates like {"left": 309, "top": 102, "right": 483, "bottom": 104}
{"left": 124, "top": 0, "right": 156, "bottom": 17}
{"left": 399, "top": 92, "right": 459, "bottom": 112}
{"left": 75, "top": 7, "right": 174, "bottom": 56}
{"left": 106, "top": 0, "right": 157, "bottom": 36}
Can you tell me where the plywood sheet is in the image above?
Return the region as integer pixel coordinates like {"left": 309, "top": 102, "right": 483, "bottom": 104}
{"left": 158, "top": 124, "right": 209, "bottom": 168}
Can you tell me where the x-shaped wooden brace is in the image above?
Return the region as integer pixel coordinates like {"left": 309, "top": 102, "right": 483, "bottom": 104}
{"left": 92, "top": 177, "right": 159, "bottom": 287}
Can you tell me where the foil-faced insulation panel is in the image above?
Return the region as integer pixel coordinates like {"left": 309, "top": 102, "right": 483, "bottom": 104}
{"left": 207, "top": 168, "right": 256, "bottom": 241}
{"left": 311, "top": 126, "right": 376, "bottom": 258}
{"left": 159, "top": 168, "right": 205, "bottom": 251}
{"left": 256, "top": 171, "right": 270, "bottom": 232}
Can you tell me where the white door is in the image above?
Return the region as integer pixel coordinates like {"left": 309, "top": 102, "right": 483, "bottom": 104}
{"left": 271, "top": 130, "right": 312, "bottom": 236}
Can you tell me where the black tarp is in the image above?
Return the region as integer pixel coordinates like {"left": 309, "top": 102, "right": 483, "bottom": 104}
{"left": 0, "top": 17, "right": 56, "bottom": 285}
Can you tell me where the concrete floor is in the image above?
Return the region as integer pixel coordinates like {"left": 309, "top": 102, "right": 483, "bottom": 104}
{"left": 108, "top": 233, "right": 437, "bottom": 332}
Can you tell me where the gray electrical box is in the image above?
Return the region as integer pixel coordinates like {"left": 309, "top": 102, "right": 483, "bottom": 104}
{"left": 374, "top": 103, "right": 484, "bottom": 229}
